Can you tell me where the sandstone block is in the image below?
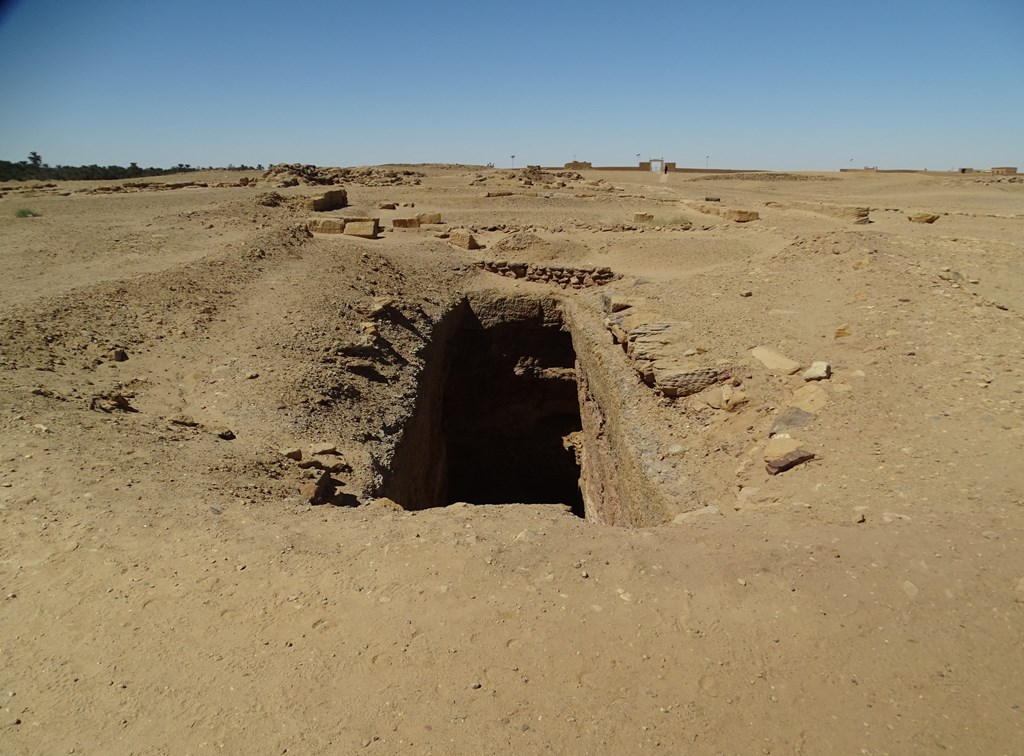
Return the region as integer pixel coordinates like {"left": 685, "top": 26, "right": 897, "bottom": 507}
{"left": 633, "top": 212, "right": 654, "bottom": 223}
{"left": 448, "top": 228, "right": 480, "bottom": 250}
{"left": 724, "top": 209, "right": 760, "bottom": 222}
{"left": 309, "top": 189, "right": 348, "bottom": 212}
{"left": 416, "top": 212, "right": 442, "bottom": 225}
{"left": 343, "top": 219, "right": 379, "bottom": 239}
{"left": 307, "top": 217, "right": 346, "bottom": 234}
{"left": 392, "top": 217, "right": 420, "bottom": 228}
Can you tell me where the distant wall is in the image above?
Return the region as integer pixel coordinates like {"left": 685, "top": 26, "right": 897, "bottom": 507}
{"left": 558, "top": 161, "right": 764, "bottom": 174}
{"left": 841, "top": 168, "right": 924, "bottom": 174}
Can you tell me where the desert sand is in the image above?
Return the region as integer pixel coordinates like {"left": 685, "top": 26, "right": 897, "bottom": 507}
{"left": 1, "top": 165, "right": 1022, "bottom": 754}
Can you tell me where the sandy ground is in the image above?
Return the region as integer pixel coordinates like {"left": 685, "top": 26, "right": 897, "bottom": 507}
{"left": 1, "top": 166, "right": 1022, "bottom": 754}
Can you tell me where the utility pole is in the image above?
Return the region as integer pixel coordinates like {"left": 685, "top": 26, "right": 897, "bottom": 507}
{"left": 511, "top": 155, "right": 515, "bottom": 168}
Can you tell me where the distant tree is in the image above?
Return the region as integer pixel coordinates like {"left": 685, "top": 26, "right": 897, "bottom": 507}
{"left": 27, "top": 151, "right": 41, "bottom": 168}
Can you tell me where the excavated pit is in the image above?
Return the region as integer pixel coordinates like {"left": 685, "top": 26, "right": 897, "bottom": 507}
{"left": 381, "top": 293, "right": 585, "bottom": 515}
{"left": 380, "top": 292, "right": 677, "bottom": 526}
{"left": 443, "top": 310, "right": 584, "bottom": 514}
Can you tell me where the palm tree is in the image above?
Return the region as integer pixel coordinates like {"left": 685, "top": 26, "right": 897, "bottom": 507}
{"left": 27, "top": 151, "right": 42, "bottom": 168}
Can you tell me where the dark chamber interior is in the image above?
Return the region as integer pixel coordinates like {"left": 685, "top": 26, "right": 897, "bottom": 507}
{"left": 441, "top": 312, "right": 585, "bottom": 516}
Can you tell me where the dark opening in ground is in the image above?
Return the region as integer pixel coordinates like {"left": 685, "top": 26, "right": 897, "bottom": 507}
{"left": 442, "top": 309, "right": 584, "bottom": 515}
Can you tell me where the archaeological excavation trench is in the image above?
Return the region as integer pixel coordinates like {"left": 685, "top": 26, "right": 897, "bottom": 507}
{"left": 378, "top": 292, "right": 680, "bottom": 526}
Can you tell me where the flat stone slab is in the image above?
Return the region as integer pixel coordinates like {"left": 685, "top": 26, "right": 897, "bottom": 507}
{"left": 764, "top": 437, "right": 816, "bottom": 475}
{"left": 789, "top": 383, "right": 828, "bottom": 413}
{"left": 751, "top": 346, "right": 801, "bottom": 374}
{"left": 770, "top": 406, "right": 815, "bottom": 436}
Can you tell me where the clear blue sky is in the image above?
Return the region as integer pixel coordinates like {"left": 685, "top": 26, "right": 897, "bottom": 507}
{"left": 1, "top": 0, "right": 1021, "bottom": 170}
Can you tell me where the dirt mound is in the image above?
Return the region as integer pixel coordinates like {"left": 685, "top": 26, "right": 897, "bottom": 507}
{"left": 489, "top": 231, "right": 589, "bottom": 263}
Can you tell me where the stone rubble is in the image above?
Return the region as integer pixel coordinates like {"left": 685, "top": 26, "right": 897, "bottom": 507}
{"left": 473, "top": 261, "right": 618, "bottom": 289}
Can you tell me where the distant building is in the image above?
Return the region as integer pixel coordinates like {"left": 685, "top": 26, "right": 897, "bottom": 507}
{"left": 992, "top": 166, "right": 1018, "bottom": 175}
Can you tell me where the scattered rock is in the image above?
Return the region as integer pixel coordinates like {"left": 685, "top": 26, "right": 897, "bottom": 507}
{"left": 310, "top": 443, "right": 339, "bottom": 456}
{"left": 724, "top": 209, "right": 760, "bottom": 223}
{"left": 89, "top": 393, "right": 136, "bottom": 413}
{"left": 908, "top": 212, "right": 940, "bottom": 224}
{"left": 751, "top": 346, "right": 801, "bottom": 375}
{"left": 721, "top": 384, "right": 748, "bottom": 411}
{"left": 280, "top": 448, "right": 302, "bottom": 461}
{"left": 854, "top": 513, "right": 866, "bottom": 524}
{"left": 834, "top": 324, "right": 853, "bottom": 338}
{"left": 740, "top": 290, "right": 753, "bottom": 297}
{"left": 301, "top": 471, "right": 335, "bottom": 505}
{"left": 802, "top": 361, "right": 831, "bottom": 381}
{"left": 367, "top": 497, "right": 403, "bottom": 511}
{"left": 764, "top": 437, "right": 816, "bottom": 475}
{"left": 215, "top": 428, "right": 236, "bottom": 440}
{"left": 166, "top": 414, "right": 199, "bottom": 427}
{"left": 367, "top": 296, "right": 394, "bottom": 318}
{"left": 698, "top": 385, "right": 723, "bottom": 409}
{"left": 770, "top": 406, "right": 814, "bottom": 436}
{"left": 111, "top": 348, "right": 128, "bottom": 362}
{"left": 606, "top": 294, "right": 632, "bottom": 313}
